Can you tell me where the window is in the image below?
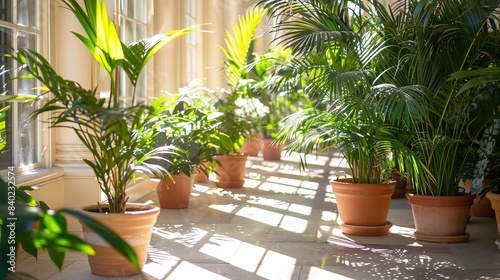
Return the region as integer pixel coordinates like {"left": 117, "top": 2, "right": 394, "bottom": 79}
{"left": 114, "top": 0, "right": 151, "bottom": 105}
{"left": 185, "top": 0, "right": 199, "bottom": 83}
{"left": 0, "top": 0, "right": 42, "bottom": 173}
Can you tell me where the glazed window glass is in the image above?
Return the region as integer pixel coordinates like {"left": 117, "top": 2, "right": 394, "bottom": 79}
{"left": 0, "top": 0, "right": 42, "bottom": 173}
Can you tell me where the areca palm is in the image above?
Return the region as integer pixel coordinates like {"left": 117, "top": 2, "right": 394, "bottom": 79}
{"left": 258, "top": 0, "right": 500, "bottom": 194}
{"left": 258, "top": 0, "right": 428, "bottom": 185}
{"left": 374, "top": 0, "right": 500, "bottom": 195}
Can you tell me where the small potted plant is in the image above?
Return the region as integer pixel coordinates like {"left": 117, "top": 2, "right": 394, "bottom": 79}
{"left": 213, "top": 94, "right": 268, "bottom": 187}
{"left": 144, "top": 83, "right": 228, "bottom": 208}
{"left": 211, "top": 6, "right": 269, "bottom": 188}
{"left": 256, "top": 49, "right": 305, "bottom": 160}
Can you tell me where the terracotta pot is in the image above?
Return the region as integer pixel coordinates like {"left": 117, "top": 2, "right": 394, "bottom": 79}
{"left": 406, "top": 193, "right": 474, "bottom": 243}
{"left": 391, "top": 173, "right": 409, "bottom": 199}
{"left": 194, "top": 162, "right": 210, "bottom": 183}
{"left": 460, "top": 179, "right": 495, "bottom": 217}
{"left": 486, "top": 192, "right": 500, "bottom": 240}
{"left": 213, "top": 154, "right": 248, "bottom": 188}
{"left": 240, "top": 133, "right": 262, "bottom": 156}
{"left": 261, "top": 139, "right": 284, "bottom": 161}
{"left": 330, "top": 178, "right": 396, "bottom": 235}
{"left": 79, "top": 203, "right": 160, "bottom": 276}
{"left": 157, "top": 172, "right": 195, "bottom": 209}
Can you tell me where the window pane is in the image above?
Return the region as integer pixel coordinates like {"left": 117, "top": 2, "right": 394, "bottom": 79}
{"left": 17, "top": 31, "right": 36, "bottom": 95}
{"left": 18, "top": 103, "right": 37, "bottom": 166}
{"left": 120, "top": 17, "right": 133, "bottom": 44}
{"left": 135, "top": 72, "right": 145, "bottom": 98}
{"left": 0, "top": 0, "right": 12, "bottom": 22}
{"left": 0, "top": 104, "right": 13, "bottom": 168}
{"left": 0, "top": 27, "right": 13, "bottom": 95}
{"left": 17, "top": 0, "right": 38, "bottom": 29}
{"left": 119, "top": 0, "right": 145, "bottom": 23}
{"left": 136, "top": 23, "right": 145, "bottom": 42}
{"left": 133, "top": 0, "right": 146, "bottom": 22}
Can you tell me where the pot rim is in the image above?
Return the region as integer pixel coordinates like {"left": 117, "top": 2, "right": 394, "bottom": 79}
{"left": 81, "top": 203, "right": 160, "bottom": 215}
{"left": 330, "top": 178, "right": 396, "bottom": 185}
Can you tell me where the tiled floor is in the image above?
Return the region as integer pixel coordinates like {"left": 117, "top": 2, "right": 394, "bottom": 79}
{"left": 15, "top": 151, "right": 500, "bottom": 279}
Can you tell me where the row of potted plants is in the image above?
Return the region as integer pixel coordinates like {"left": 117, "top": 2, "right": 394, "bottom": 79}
{"left": 1, "top": 1, "right": 296, "bottom": 277}
{"left": 257, "top": 0, "right": 500, "bottom": 242}
{"left": 6, "top": 0, "right": 498, "bottom": 277}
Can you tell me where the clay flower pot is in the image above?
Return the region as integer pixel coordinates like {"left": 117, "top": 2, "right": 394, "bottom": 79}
{"left": 330, "top": 178, "right": 396, "bottom": 236}
{"left": 406, "top": 193, "right": 474, "bottom": 243}
{"left": 79, "top": 203, "right": 160, "bottom": 276}
{"left": 194, "top": 161, "right": 210, "bottom": 183}
{"left": 460, "top": 179, "right": 495, "bottom": 217}
{"left": 261, "top": 139, "right": 284, "bottom": 161}
{"left": 240, "top": 133, "right": 263, "bottom": 156}
{"left": 157, "top": 172, "right": 196, "bottom": 209}
{"left": 486, "top": 191, "right": 500, "bottom": 248}
{"left": 213, "top": 154, "right": 248, "bottom": 188}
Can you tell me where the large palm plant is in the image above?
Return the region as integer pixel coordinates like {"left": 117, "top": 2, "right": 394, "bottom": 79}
{"left": 257, "top": 0, "right": 428, "bottom": 185}
{"left": 258, "top": 0, "right": 500, "bottom": 194}
{"left": 373, "top": 0, "right": 500, "bottom": 195}
{"left": 6, "top": 0, "right": 200, "bottom": 213}
{"left": 215, "top": 6, "right": 271, "bottom": 154}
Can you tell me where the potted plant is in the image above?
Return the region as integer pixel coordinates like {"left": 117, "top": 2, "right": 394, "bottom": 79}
{"left": 259, "top": 0, "right": 500, "bottom": 240}
{"left": 372, "top": 0, "right": 500, "bottom": 242}
{"left": 0, "top": 179, "right": 141, "bottom": 279}
{"left": 214, "top": 95, "right": 268, "bottom": 187}
{"left": 253, "top": 47, "right": 305, "bottom": 161}
{"left": 212, "top": 7, "right": 270, "bottom": 188}
{"left": 258, "top": 0, "right": 428, "bottom": 236}
{"left": 4, "top": 0, "right": 200, "bottom": 275}
{"left": 486, "top": 144, "right": 500, "bottom": 249}
{"left": 145, "top": 82, "right": 228, "bottom": 208}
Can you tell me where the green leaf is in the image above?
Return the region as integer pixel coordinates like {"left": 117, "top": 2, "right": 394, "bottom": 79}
{"left": 43, "top": 213, "right": 66, "bottom": 234}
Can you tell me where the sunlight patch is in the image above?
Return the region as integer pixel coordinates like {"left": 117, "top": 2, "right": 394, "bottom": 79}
{"left": 230, "top": 242, "right": 267, "bottom": 272}
{"left": 236, "top": 206, "right": 284, "bottom": 226}
{"left": 199, "top": 234, "right": 242, "bottom": 263}
{"left": 257, "top": 250, "right": 297, "bottom": 279}
{"left": 308, "top": 267, "right": 354, "bottom": 279}
{"left": 209, "top": 204, "right": 238, "bottom": 213}
{"left": 259, "top": 181, "right": 298, "bottom": 194}
{"left": 166, "top": 261, "right": 231, "bottom": 280}
{"left": 280, "top": 215, "right": 308, "bottom": 233}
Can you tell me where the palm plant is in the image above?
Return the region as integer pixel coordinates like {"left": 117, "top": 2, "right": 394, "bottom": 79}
{"left": 0, "top": 179, "right": 144, "bottom": 278}
{"left": 215, "top": 6, "right": 271, "bottom": 154}
{"left": 257, "top": 0, "right": 428, "bottom": 185}
{"left": 5, "top": 0, "right": 200, "bottom": 213}
{"left": 258, "top": 0, "right": 500, "bottom": 194}
{"left": 373, "top": 0, "right": 500, "bottom": 195}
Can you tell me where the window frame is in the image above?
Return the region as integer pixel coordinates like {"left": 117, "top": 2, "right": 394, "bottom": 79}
{"left": 0, "top": 0, "right": 48, "bottom": 176}
{"left": 113, "top": 0, "right": 154, "bottom": 105}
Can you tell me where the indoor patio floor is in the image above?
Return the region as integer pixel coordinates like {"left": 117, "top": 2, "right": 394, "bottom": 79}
{"left": 15, "top": 150, "right": 500, "bottom": 279}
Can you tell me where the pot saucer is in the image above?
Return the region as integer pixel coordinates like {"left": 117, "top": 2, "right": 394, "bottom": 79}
{"left": 339, "top": 221, "right": 393, "bottom": 236}
{"left": 413, "top": 232, "right": 470, "bottom": 243}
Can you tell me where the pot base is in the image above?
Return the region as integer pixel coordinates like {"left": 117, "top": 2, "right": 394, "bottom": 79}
{"left": 413, "top": 232, "right": 470, "bottom": 243}
{"left": 340, "top": 221, "right": 393, "bottom": 236}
